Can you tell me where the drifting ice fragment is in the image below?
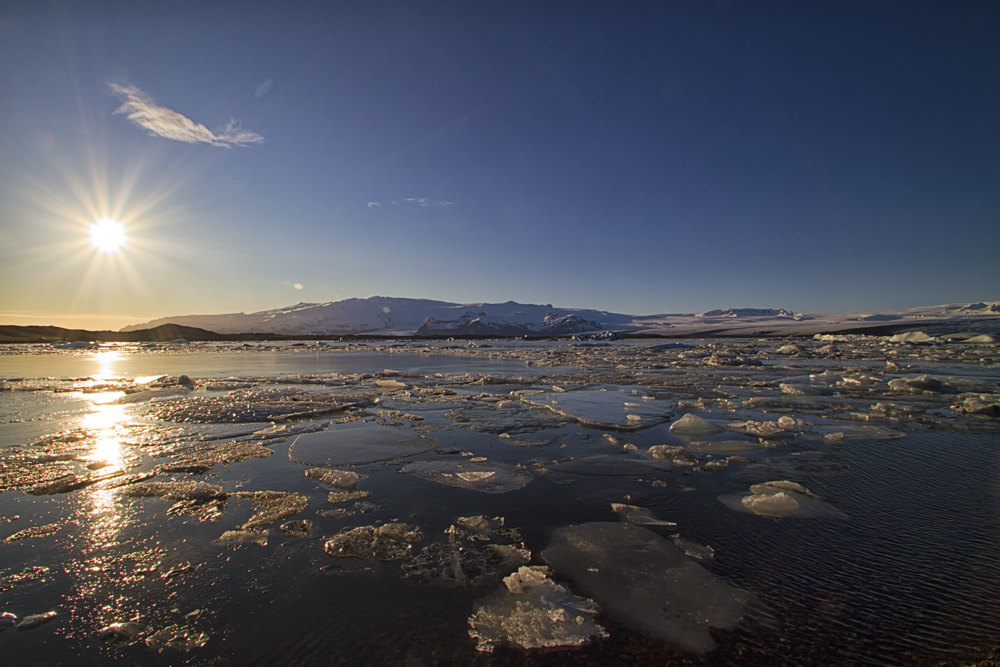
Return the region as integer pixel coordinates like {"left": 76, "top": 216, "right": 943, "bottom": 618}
{"left": 324, "top": 523, "right": 423, "bottom": 561}
{"left": 467, "top": 565, "right": 606, "bottom": 652}
{"left": 145, "top": 624, "right": 209, "bottom": 651}
{"left": 671, "top": 535, "right": 714, "bottom": 560}
{"left": 99, "top": 622, "right": 141, "bottom": 643}
{"left": 647, "top": 445, "right": 698, "bottom": 466}
{"left": 742, "top": 492, "right": 800, "bottom": 516}
{"left": 719, "top": 479, "right": 847, "bottom": 519}
{"left": 611, "top": 503, "right": 677, "bottom": 527}
{"left": 305, "top": 468, "right": 360, "bottom": 489}
{"left": 15, "top": 611, "right": 57, "bottom": 631}
{"left": 542, "top": 522, "right": 752, "bottom": 653}
{"left": 0, "top": 612, "right": 17, "bottom": 631}
{"left": 669, "top": 414, "right": 727, "bottom": 437}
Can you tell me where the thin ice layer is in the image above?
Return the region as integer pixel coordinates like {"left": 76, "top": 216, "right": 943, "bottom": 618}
{"left": 541, "top": 522, "right": 753, "bottom": 654}
{"left": 401, "top": 461, "right": 532, "bottom": 494}
{"left": 289, "top": 422, "right": 439, "bottom": 466}
{"left": 520, "top": 388, "right": 674, "bottom": 430}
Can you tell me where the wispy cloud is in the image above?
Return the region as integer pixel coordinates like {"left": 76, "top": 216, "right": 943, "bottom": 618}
{"left": 108, "top": 83, "right": 264, "bottom": 148}
{"left": 404, "top": 197, "right": 457, "bottom": 207}
{"left": 367, "top": 201, "right": 382, "bottom": 209}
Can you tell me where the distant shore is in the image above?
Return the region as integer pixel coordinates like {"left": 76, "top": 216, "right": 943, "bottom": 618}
{"left": 3, "top": 316, "right": 999, "bottom": 345}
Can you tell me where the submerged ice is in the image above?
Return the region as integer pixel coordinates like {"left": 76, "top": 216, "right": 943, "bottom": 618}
{"left": 542, "top": 522, "right": 753, "bottom": 653}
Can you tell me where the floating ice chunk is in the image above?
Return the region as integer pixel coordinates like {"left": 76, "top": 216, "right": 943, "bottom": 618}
{"left": 776, "top": 344, "right": 803, "bottom": 355}
{"left": 963, "top": 334, "right": 997, "bottom": 344}
{"left": 145, "top": 624, "right": 209, "bottom": 651}
{"left": 542, "top": 522, "right": 752, "bottom": 653}
{"left": 503, "top": 565, "right": 551, "bottom": 594}
{"left": 15, "top": 611, "right": 57, "bottom": 631}
{"left": 402, "top": 524, "right": 529, "bottom": 587}
{"left": 720, "top": 479, "right": 847, "bottom": 519}
{"left": 289, "top": 423, "right": 439, "bottom": 466}
{"left": 671, "top": 535, "right": 714, "bottom": 560}
{"left": 750, "top": 480, "right": 812, "bottom": 496}
{"left": 669, "top": 414, "right": 726, "bottom": 437}
{"left": 889, "top": 331, "right": 940, "bottom": 344}
{"left": 467, "top": 565, "right": 606, "bottom": 652}
{"left": 3, "top": 522, "right": 60, "bottom": 543}
{"left": 99, "top": 622, "right": 141, "bottom": 643}
{"left": 611, "top": 503, "right": 677, "bottom": 527}
{"left": 520, "top": 388, "right": 674, "bottom": 430}
{"left": 121, "top": 481, "right": 225, "bottom": 502}
{"left": 280, "top": 519, "right": 313, "bottom": 537}
{"left": 218, "top": 530, "right": 268, "bottom": 546}
{"left": 402, "top": 461, "right": 532, "bottom": 493}
{"left": 327, "top": 490, "right": 370, "bottom": 504}
{"left": 888, "top": 375, "right": 952, "bottom": 393}
{"left": 952, "top": 396, "right": 1000, "bottom": 417}
{"left": 231, "top": 491, "right": 308, "bottom": 532}
{"left": 647, "top": 445, "right": 698, "bottom": 466}
{"left": 305, "top": 468, "right": 360, "bottom": 489}
{"left": 742, "top": 492, "right": 800, "bottom": 516}
{"left": 0, "top": 612, "right": 17, "bottom": 631}
{"left": 324, "top": 523, "right": 423, "bottom": 561}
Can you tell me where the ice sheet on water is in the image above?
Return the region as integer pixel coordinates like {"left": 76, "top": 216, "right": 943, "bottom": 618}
{"left": 686, "top": 439, "right": 763, "bottom": 453}
{"left": 549, "top": 455, "right": 672, "bottom": 476}
{"left": 541, "top": 522, "right": 753, "bottom": 653}
{"left": 519, "top": 387, "right": 674, "bottom": 430}
{"left": 952, "top": 396, "right": 1000, "bottom": 417}
{"left": 467, "top": 565, "right": 606, "bottom": 652}
{"left": 150, "top": 389, "right": 374, "bottom": 423}
{"left": 401, "top": 460, "right": 533, "bottom": 493}
{"left": 445, "top": 404, "right": 567, "bottom": 435}
{"left": 288, "top": 422, "right": 439, "bottom": 466}
{"left": 402, "top": 521, "right": 529, "bottom": 586}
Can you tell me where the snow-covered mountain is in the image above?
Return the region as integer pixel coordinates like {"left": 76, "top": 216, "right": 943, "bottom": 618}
{"left": 121, "top": 297, "right": 1000, "bottom": 337}
{"left": 121, "top": 297, "right": 636, "bottom": 336}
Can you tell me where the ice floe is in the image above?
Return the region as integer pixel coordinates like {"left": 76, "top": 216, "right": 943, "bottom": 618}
{"left": 289, "top": 423, "right": 439, "bottom": 466}
{"left": 719, "top": 479, "right": 848, "bottom": 519}
{"left": 519, "top": 387, "right": 674, "bottom": 430}
{"left": 401, "top": 460, "right": 532, "bottom": 493}
{"left": 542, "top": 522, "right": 753, "bottom": 653}
{"left": 324, "top": 523, "right": 423, "bottom": 561}
{"left": 668, "top": 413, "right": 727, "bottom": 437}
{"left": 467, "top": 565, "right": 606, "bottom": 652}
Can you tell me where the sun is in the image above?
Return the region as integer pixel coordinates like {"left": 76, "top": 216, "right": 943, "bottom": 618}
{"left": 88, "top": 217, "right": 127, "bottom": 253}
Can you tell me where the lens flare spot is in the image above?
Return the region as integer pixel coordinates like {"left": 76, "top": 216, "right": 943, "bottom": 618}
{"left": 294, "top": 283, "right": 304, "bottom": 290}
{"left": 88, "top": 217, "right": 127, "bottom": 253}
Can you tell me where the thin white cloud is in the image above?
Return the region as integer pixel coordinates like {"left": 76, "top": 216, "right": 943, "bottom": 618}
{"left": 403, "top": 198, "right": 457, "bottom": 207}
{"left": 108, "top": 83, "right": 264, "bottom": 148}
{"left": 367, "top": 198, "right": 456, "bottom": 210}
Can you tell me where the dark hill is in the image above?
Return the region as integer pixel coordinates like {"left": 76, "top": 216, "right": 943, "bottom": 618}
{"left": 0, "top": 323, "right": 270, "bottom": 344}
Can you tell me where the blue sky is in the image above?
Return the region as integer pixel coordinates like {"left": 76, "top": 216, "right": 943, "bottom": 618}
{"left": 1, "top": 1, "right": 998, "bottom": 329}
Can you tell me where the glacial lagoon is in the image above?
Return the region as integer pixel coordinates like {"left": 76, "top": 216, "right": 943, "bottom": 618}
{"left": 1, "top": 337, "right": 999, "bottom": 665}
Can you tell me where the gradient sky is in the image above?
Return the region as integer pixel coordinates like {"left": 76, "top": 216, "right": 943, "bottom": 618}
{"left": 1, "top": 1, "right": 998, "bottom": 330}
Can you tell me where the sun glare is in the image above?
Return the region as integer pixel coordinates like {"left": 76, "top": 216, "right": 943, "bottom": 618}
{"left": 88, "top": 217, "right": 127, "bottom": 253}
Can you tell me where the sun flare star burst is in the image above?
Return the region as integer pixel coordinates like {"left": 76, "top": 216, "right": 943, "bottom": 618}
{"left": 88, "top": 217, "right": 127, "bottom": 253}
